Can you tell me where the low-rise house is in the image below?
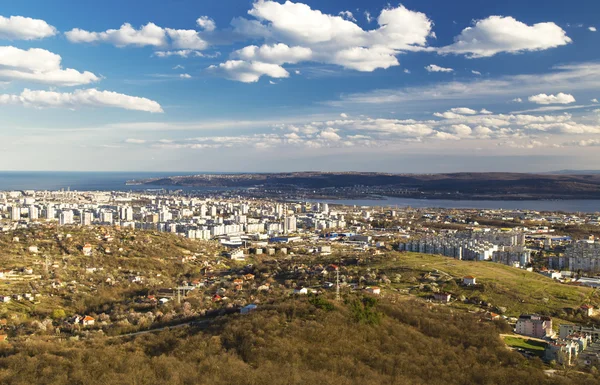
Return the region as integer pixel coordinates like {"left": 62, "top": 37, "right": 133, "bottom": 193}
{"left": 545, "top": 340, "right": 579, "bottom": 365}
{"left": 82, "top": 243, "right": 93, "bottom": 257}
{"left": 294, "top": 287, "right": 308, "bottom": 295}
{"left": 226, "top": 249, "right": 245, "bottom": 261}
{"left": 82, "top": 316, "right": 95, "bottom": 326}
{"left": 433, "top": 292, "right": 452, "bottom": 303}
{"left": 580, "top": 304, "right": 595, "bottom": 317}
{"left": 0, "top": 296, "right": 11, "bottom": 303}
{"left": 463, "top": 276, "right": 477, "bottom": 286}
{"left": 365, "top": 286, "right": 381, "bottom": 295}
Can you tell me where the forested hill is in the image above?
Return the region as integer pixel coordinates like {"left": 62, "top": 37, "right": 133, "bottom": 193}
{"left": 0, "top": 296, "right": 598, "bottom": 385}
{"left": 129, "top": 172, "right": 600, "bottom": 199}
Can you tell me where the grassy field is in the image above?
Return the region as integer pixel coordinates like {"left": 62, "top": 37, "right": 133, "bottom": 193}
{"left": 504, "top": 335, "right": 547, "bottom": 357}
{"left": 373, "top": 252, "right": 599, "bottom": 318}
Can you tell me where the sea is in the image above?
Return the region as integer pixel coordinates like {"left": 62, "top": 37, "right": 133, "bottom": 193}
{"left": 0, "top": 171, "right": 221, "bottom": 192}
{"left": 1, "top": 171, "right": 600, "bottom": 213}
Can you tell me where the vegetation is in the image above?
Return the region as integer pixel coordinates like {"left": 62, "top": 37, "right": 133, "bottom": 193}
{"left": 504, "top": 336, "right": 547, "bottom": 357}
{"left": 0, "top": 296, "right": 598, "bottom": 385}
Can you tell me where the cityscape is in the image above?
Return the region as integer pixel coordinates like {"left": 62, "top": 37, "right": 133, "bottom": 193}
{"left": 2, "top": 0, "right": 600, "bottom": 383}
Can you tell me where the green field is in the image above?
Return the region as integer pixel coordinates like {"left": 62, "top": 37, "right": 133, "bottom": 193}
{"left": 373, "top": 252, "right": 599, "bottom": 317}
{"left": 504, "top": 336, "right": 547, "bottom": 357}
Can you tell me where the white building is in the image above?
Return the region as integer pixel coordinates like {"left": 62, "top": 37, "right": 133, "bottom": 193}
{"left": 10, "top": 206, "right": 20, "bottom": 221}
{"left": 59, "top": 210, "right": 74, "bottom": 225}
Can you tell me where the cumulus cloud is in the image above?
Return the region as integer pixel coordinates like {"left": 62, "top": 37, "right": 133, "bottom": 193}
{"left": 0, "top": 15, "right": 57, "bottom": 40}
{"left": 338, "top": 11, "right": 356, "bottom": 22}
{"left": 196, "top": 16, "right": 216, "bottom": 32}
{"left": 439, "top": 16, "right": 571, "bottom": 58}
{"left": 66, "top": 23, "right": 167, "bottom": 46}
{"left": 425, "top": 64, "right": 453, "bottom": 72}
{"left": 207, "top": 60, "right": 289, "bottom": 83}
{"left": 219, "top": 1, "right": 434, "bottom": 81}
{"left": 0, "top": 88, "right": 163, "bottom": 113}
{"left": 66, "top": 22, "right": 209, "bottom": 52}
{"left": 589, "top": 26, "right": 597, "bottom": 32}
{"left": 528, "top": 92, "right": 576, "bottom": 105}
{"left": 0, "top": 46, "right": 99, "bottom": 86}
{"left": 234, "top": 43, "right": 312, "bottom": 64}
{"left": 512, "top": 98, "right": 523, "bottom": 103}
{"left": 179, "top": 73, "right": 191, "bottom": 79}
{"left": 471, "top": 70, "right": 482, "bottom": 75}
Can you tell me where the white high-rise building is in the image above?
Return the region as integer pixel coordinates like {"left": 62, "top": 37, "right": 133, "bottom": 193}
{"left": 100, "top": 210, "right": 113, "bottom": 224}
{"left": 28, "top": 205, "right": 39, "bottom": 221}
{"left": 10, "top": 206, "right": 20, "bottom": 221}
{"left": 81, "top": 211, "right": 93, "bottom": 226}
{"left": 120, "top": 206, "right": 133, "bottom": 221}
{"left": 59, "top": 210, "right": 74, "bottom": 226}
{"left": 45, "top": 205, "right": 55, "bottom": 220}
{"left": 284, "top": 216, "right": 297, "bottom": 233}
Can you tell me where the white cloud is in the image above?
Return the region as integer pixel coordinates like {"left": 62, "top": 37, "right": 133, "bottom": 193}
{"left": 165, "top": 29, "right": 208, "bottom": 50}
{"left": 125, "top": 138, "right": 147, "bottom": 144}
{"left": 528, "top": 92, "right": 576, "bottom": 105}
{"left": 404, "top": 69, "right": 411, "bottom": 74}
{"left": 234, "top": 43, "right": 312, "bottom": 64}
{"left": 222, "top": 2, "right": 434, "bottom": 81}
{"left": 364, "top": 11, "right": 372, "bottom": 23}
{"left": 425, "top": 64, "right": 453, "bottom": 72}
{"left": 338, "top": 11, "right": 356, "bottom": 22}
{"left": 173, "top": 65, "right": 185, "bottom": 70}
{"left": 66, "top": 22, "right": 209, "bottom": 52}
{"left": 0, "top": 15, "right": 57, "bottom": 40}
{"left": 471, "top": 70, "right": 481, "bottom": 75}
{"left": 0, "top": 46, "right": 99, "bottom": 86}
{"left": 0, "top": 88, "right": 163, "bottom": 113}
{"left": 589, "top": 26, "right": 597, "bottom": 32}
{"left": 564, "top": 139, "right": 600, "bottom": 147}
{"left": 66, "top": 23, "right": 167, "bottom": 47}
{"left": 207, "top": 60, "right": 289, "bottom": 83}
{"left": 154, "top": 50, "right": 205, "bottom": 58}
{"left": 197, "top": 16, "right": 216, "bottom": 32}
{"left": 512, "top": 98, "right": 523, "bottom": 103}
{"left": 179, "top": 73, "right": 191, "bottom": 79}
{"left": 439, "top": 16, "right": 571, "bottom": 58}
{"left": 340, "top": 113, "right": 348, "bottom": 118}
{"left": 592, "top": 98, "right": 599, "bottom": 103}
{"left": 449, "top": 107, "right": 477, "bottom": 115}
{"left": 480, "top": 108, "right": 493, "bottom": 114}
{"left": 329, "top": 63, "right": 600, "bottom": 107}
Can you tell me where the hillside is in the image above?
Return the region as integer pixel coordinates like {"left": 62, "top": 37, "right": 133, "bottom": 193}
{"left": 0, "top": 296, "right": 598, "bottom": 385}
{"left": 129, "top": 172, "right": 600, "bottom": 200}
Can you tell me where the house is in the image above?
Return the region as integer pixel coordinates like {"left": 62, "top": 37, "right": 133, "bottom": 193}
{"left": 240, "top": 304, "right": 257, "bottom": 315}
{"left": 365, "top": 286, "right": 381, "bottom": 295}
{"left": 515, "top": 314, "right": 553, "bottom": 339}
{"left": 82, "top": 316, "right": 95, "bottom": 326}
{"left": 0, "top": 334, "right": 7, "bottom": 342}
{"left": 28, "top": 246, "right": 38, "bottom": 253}
{"left": 433, "top": 292, "right": 452, "bottom": 303}
{"left": 294, "top": 287, "right": 308, "bottom": 295}
{"left": 82, "top": 243, "right": 93, "bottom": 257}
{"left": 463, "top": 276, "right": 477, "bottom": 286}
{"left": 0, "top": 296, "right": 11, "bottom": 303}
{"left": 580, "top": 304, "right": 595, "bottom": 317}
{"left": 226, "top": 249, "right": 245, "bottom": 261}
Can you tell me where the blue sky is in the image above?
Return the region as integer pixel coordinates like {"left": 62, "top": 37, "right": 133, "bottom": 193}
{"left": 1, "top": 0, "right": 600, "bottom": 172}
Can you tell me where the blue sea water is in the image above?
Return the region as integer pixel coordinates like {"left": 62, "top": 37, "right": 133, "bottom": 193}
{"left": 0, "top": 171, "right": 210, "bottom": 191}
{"left": 1, "top": 172, "right": 600, "bottom": 213}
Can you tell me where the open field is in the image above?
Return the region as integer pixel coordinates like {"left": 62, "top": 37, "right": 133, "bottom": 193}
{"left": 372, "top": 252, "right": 599, "bottom": 317}
{"left": 504, "top": 335, "right": 547, "bottom": 357}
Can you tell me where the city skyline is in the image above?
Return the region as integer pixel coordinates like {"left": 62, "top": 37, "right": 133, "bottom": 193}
{"left": 2, "top": 0, "right": 600, "bottom": 172}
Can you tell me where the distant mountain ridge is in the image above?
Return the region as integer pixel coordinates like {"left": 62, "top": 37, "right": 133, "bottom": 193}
{"left": 129, "top": 172, "right": 600, "bottom": 200}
